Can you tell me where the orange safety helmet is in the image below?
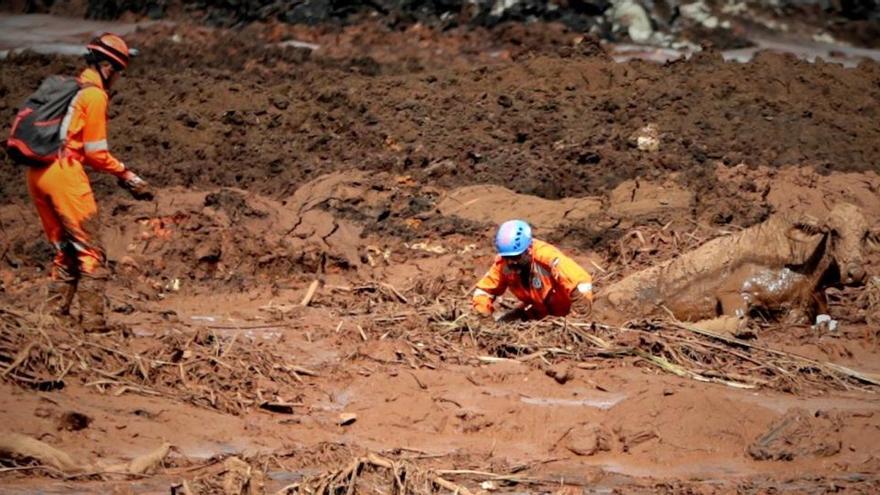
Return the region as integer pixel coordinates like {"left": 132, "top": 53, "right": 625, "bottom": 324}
{"left": 86, "top": 33, "right": 132, "bottom": 70}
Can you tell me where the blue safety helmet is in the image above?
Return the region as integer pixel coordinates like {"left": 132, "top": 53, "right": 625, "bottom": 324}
{"left": 495, "top": 220, "right": 532, "bottom": 257}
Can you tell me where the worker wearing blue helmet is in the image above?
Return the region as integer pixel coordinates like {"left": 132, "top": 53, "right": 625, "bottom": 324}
{"left": 473, "top": 220, "right": 594, "bottom": 320}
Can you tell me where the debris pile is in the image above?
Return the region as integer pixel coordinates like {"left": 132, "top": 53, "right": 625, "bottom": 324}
{"left": 423, "top": 314, "right": 880, "bottom": 393}
{"left": 0, "top": 307, "right": 307, "bottom": 414}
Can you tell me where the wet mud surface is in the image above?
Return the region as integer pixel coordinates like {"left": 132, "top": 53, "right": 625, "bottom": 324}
{"left": 1, "top": 16, "right": 880, "bottom": 495}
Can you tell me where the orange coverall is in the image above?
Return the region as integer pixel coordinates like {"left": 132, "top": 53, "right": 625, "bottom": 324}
{"left": 472, "top": 239, "right": 593, "bottom": 319}
{"left": 26, "top": 68, "right": 129, "bottom": 280}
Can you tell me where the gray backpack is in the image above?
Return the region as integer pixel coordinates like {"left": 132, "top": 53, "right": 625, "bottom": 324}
{"left": 6, "top": 76, "right": 88, "bottom": 166}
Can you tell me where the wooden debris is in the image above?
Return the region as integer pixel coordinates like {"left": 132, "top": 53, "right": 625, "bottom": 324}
{"left": 0, "top": 306, "right": 307, "bottom": 415}
{"left": 338, "top": 413, "right": 358, "bottom": 426}
{"left": 125, "top": 442, "right": 173, "bottom": 475}
{"left": 422, "top": 308, "right": 880, "bottom": 394}
{"left": 281, "top": 452, "right": 475, "bottom": 495}
{"left": 0, "top": 433, "right": 83, "bottom": 474}
{"left": 222, "top": 456, "right": 264, "bottom": 495}
{"left": 1, "top": 341, "right": 35, "bottom": 377}
{"left": 300, "top": 280, "right": 320, "bottom": 307}
{"left": 260, "top": 401, "right": 297, "bottom": 415}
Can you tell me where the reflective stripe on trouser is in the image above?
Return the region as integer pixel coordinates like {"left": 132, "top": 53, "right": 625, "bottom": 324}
{"left": 26, "top": 159, "right": 105, "bottom": 280}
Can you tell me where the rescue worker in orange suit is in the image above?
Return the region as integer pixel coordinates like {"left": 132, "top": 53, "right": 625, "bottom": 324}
{"left": 26, "top": 33, "right": 154, "bottom": 331}
{"left": 472, "top": 220, "right": 593, "bottom": 321}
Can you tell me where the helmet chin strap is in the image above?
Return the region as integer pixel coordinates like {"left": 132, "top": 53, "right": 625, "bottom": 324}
{"left": 88, "top": 59, "right": 116, "bottom": 88}
{"left": 99, "top": 65, "right": 114, "bottom": 89}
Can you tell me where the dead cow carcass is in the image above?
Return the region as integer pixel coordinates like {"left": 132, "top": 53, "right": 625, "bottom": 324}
{"left": 597, "top": 203, "right": 879, "bottom": 323}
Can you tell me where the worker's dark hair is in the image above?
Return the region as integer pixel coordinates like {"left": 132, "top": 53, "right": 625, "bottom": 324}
{"left": 84, "top": 51, "right": 124, "bottom": 72}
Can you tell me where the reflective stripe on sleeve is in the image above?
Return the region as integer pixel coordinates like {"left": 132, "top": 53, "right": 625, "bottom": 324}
{"left": 58, "top": 91, "right": 81, "bottom": 145}
{"left": 577, "top": 282, "right": 592, "bottom": 294}
{"left": 83, "top": 139, "right": 108, "bottom": 152}
{"left": 70, "top": 241, "right": 89, "bottom": 253}
{"left": 473, "top": 288, "right": 495, "bottom": 299}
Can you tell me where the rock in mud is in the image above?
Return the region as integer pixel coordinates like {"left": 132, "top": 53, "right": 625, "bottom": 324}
{"left": 57, "top": 411, "right": 92, "bottom": 431}
{"left": 617, "top": 428, "right": 659, "bottom": 453}
{"left": 566, "top": 425, "right": 612, "bottom": 456}
{"left": 195, "top": 240, "right": 222, "bottom": 263}
{"left": 628, "top": 123, "right": 660, "bottom": 152}
{"left": 545, "top": 363, "right": 574, "bottom": 384}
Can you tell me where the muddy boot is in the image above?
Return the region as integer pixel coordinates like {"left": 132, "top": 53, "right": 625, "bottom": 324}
{"left": 77, "top": 277, "right": 109, "bottom": 333}
{"left": 47, "top": 280, "right": 78, "bottom": 317}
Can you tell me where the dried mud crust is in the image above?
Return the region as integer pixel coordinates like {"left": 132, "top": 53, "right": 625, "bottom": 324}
{"left": 1, "top": 23, "right": 879, "bottom": 228}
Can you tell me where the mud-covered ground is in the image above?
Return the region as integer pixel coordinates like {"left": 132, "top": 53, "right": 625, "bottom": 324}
{"left": 2, "top": 18, "right": 880, "bottom": 494}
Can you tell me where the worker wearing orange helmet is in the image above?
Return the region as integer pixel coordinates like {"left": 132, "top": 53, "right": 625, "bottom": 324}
{"left": 26, "top": 33, "right": 153, "bottom": 331}
{"left": 473, "top": 220, "right": 594, "bottom": 321}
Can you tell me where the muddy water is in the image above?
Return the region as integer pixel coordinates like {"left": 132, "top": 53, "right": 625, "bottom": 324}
{"left": 608, "top": 38, "right": 880, "bottom": 67}
{"left": 519, "top": 393, "right": 626, "bottom": 409}
{"left": 738, "top": 390, "right": 880, "bottom": 414}
{"left": 0, "top": 14, "right": 154, "bottom": 57}
{"left": 608, "top": 37, "right": 880, "bottom": 67}
{"left": 609, "top": 38, "right": 880, "bottom": 68}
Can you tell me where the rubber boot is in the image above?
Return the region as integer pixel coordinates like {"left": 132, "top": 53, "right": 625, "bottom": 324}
{"left": 78, "top": 277, "right": 109, "bottom": 333}
{"left": 48, "top": 279, "right": 78, "bottom": 317}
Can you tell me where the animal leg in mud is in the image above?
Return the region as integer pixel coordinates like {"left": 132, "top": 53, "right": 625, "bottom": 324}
{"left": 782, "top": 306, "right": 813, "bottom": 325}
{"left": 786, "top": 288, "right": 829, "bottom": 325}
{"left": 811, "top": 289, "right": 829, "bottom": 318}
{"left": 717, "top": 291, "right": 749, "bottom": 319}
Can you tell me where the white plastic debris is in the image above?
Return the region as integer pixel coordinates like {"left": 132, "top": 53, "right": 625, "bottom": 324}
{"left": 630, "top": 124, "right": 660, "bottom": 152}
{"left": 814, "top": 314, "right": 838, "bottom": 332}
{"left": 680, "top": 1, "right": 721, "bottom": 29}
{"left": 812, "top": 33, "right": 836, "bottom": 44}
{"left": 612, "top": 0, "right": 653, "bottom": 43}
{"left": 481, "top": 480, "right": 498, "bottom": 491}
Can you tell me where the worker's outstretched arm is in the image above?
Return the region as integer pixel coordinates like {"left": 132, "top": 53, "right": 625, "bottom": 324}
{"left": 544, "top": 246, "right": 593, "bottom": 309}
{"left": 80, "top": 89, "right": 127, "bottom": 177}
{"left": 472, "top": 258, "right": 508, "bottom": 317}
{"left": 81, "top": 90, "right": 154, "bottom": 200}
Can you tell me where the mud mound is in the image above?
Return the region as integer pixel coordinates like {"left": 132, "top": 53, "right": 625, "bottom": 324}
{"left": 281, "top": 172, "right": 374, "bottom": 273}
{"left": 606, "top": 179, "right": 692, "bottom": 221}
{"left": 437, "top": 178, "right": 693, "bottom": 250}
{"left": 437, "top": 184, "right": 602, "bottom": 231}
{"left": 289, "top": 171, "right": 485, "bottom": 242}
{"left": 105, "top": 178, "right": 389, "bottom": 287}
{"left": 105, "top": 187, "right": 301, "bottom": 288}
